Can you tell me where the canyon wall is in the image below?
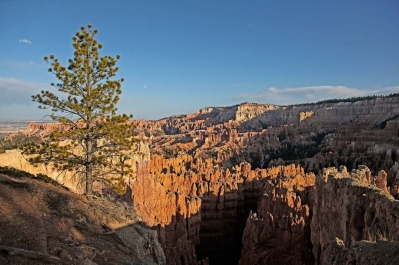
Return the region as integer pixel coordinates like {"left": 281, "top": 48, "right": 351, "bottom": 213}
{"left": 5, "top": 146, "right": 399, "bottom": 264}
{"left": 131, "top": 96, "right": 399, "bottom": 179}
{"left": 238, "top": 164, "right": 399, "bottom": 265}
{"left": 2, "top": 95, "right": 399, "bottom": 264}
{"left": 130, "top": 154, "right": 314, "bottom": 265}
{"left": 0, "top": 142, "right": 150, "bottom": 194}
{"left": 311, "top": 166, "right": 399, "bottom": 264}
{"left": 239, "top": 168, "right": 315, "bottom": 265}
{"left": 9, "top": 96, "right": 399, "bottom": 176}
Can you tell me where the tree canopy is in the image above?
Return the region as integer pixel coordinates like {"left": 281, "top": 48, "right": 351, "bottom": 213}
{"left": 23, "top": 25, "right": 136, "bottom": 195}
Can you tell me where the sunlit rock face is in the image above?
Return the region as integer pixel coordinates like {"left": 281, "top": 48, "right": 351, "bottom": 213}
{"left": 311, "top": 165, "right": 399, "bottom": 265}
{"left": 2, "top": 95, "right": 399, "bottom": 264}
{"left": 8, "top": 96, "right": 399, "bottom": 177}
{"left": 239, "top": 166, "right": 316, "bottom": 265}
{"left": 0, "top": 142, "right": 150, "bottom": 194}
{"left": 238, "top": 164, "right": 399, "bottom": 265}
{"left": 130, "top": 154, "right": 314, "bottom": 265}
{"left": 129, "top": 96, "right": 399, "bottom": 177}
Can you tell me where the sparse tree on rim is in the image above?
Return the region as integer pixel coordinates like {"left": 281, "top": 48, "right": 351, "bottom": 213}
{"left": 23, "top": 25, "right": 136, "bottom": 195}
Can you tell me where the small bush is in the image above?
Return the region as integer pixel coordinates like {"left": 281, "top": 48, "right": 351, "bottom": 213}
{"left": 36, "top": 173, "right": 59, "bottom": 186}
{"left": 0, "top": 166, "right": 36, "bottom": 178}
{"left": 0, "top": 166, "right": 63, "bottom": 188}
{"left": 0, "top": 135, "right": 42, "bottom": 151}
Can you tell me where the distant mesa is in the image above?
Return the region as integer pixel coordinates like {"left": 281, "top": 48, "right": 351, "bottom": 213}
{"left": 1, "top": 93, "right": 399, "bottom": 264}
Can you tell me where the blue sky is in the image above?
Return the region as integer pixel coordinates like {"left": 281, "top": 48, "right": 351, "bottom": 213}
{"left": 1, "top": 0, "right": 399, "bottom": 120}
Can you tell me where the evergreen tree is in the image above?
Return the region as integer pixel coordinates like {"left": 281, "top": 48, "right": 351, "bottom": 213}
{"left": 23, "top": 25, "right": 136, "bottom": 195}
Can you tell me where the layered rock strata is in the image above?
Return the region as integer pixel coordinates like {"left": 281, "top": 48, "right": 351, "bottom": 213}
{"left": 321, "top": 237, "right": 399, "bottom": 265}
{"left": 131, "top": 154, "right": 310, "bottom": 265}
{"left": 239, "top": 167, "right": 315, "bottom": 265}
{"left": 2, "top": 95, "right": 399, "bottom": 264}
{"left": 311, "top": 165, "right": 399, "bottom": 264}
{"left": 7, "top": 96, "right": 399, "bottom": 178}
{"left": 0, "top": 142, "right": 150, "bottom": 194}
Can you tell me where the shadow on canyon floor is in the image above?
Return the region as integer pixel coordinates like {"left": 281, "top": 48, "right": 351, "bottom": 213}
{"left": 150, "top": 191, "right": 251, "bottom": 265}
{"left": 131, "top": 174, "right": 315, "bottom": 265}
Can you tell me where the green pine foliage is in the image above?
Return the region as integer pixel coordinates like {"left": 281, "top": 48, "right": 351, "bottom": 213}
{"left": 0, "top": 135, "right": 41, "bottom": 153}
{"left": 22, "top": 25, "right": 137, "bottom": 195}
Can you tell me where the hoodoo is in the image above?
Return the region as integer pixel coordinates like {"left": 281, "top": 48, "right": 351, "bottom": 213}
{"left": 2, "top": 95, "right": 399, "bottom": 264}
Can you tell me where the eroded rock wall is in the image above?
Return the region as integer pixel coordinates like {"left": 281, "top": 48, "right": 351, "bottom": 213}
{"left": 131, "top": 154, "right": 313, "bottom": 265}
{"left": 311, "top": 166, "right": 399, "bottom": 264}
{"left": 131, "top": 155, "right": 247, "bottom": 265}
{"left": 239, "top": 166, "right": 315, "bottom": 265}
{"left": 0, "top": 142, "right": 150, "bottom": 194}
{"left": 3, "top": 96, "right": 399, "bottom": 264}
{"left": 321, "top": 238, "right": 399, "bottom": 265}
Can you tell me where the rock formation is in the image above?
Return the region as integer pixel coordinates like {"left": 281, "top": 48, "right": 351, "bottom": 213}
{"left": 0, "top": 169, "right": 166, "bottom": 265}
{"left": 0, "top": 141, "right": 150, "bottom": 194}
{"left": 130, "top": 154, "right": 314, "bottom": 265}
{"left": 311, "top": 165, "right": 399, "bottom": 265}
{"left": 5, "top": 122, "right": 71, "bottom": 140}
{"left": 321, "top": 238, "right": 399, "bottom": 265}
{"left": 8, "top": 95, "right": 399, "bottom": 178}
{"left": 2, "top": 94, "right": 399, "bottom": 264}
{"left": 239, "top": 166, "right": 315, "bottom": 265}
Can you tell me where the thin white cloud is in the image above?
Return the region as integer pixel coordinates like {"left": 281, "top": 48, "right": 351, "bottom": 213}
{"left": 233, "top": 85, "right": 399, "bottom": 105}
{"left": 0, "top": 77, "right": 55, "bottom": 120}
{"left": 19, "top": 38, "right": 32, "bottom": 44}
{"left": 0, "top": 60, "right": 39, "bottom": 69}
{"left": 0, "top": 77, "right": 51, "bottom": 104}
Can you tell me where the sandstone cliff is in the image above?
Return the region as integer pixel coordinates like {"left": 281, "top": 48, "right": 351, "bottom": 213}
{"left": 0, "top": 141, "right": 150, "bottom": 194}
{"left": 2, "top": 94, "right": 399, "bottom": 264}
{"left": 130, "top": 154, "right": 314, "bottom": 265}
{"left": 239, "top": 166, "right": 315, "bottom": 265}
{"left": 311, "top": 165, "right": 399, "bottom": 265}
{"left": 9, "top": 96, "right": 399, "bottom": 178}
{"left": 321, "top": 237, "right": 399, "bottom": 265}
{"left": 238, "top": 164, "right": 399, "bottom": 265}
{"left": 135, "top": 96, "right": 399, "bottom": 179}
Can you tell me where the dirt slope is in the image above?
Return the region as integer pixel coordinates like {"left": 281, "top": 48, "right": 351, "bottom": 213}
{"left": 0, "top": 168, "right": 166, "bottom": 265}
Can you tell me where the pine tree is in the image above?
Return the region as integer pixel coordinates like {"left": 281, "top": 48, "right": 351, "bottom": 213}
{"left": 23, "top": 25, "right": 136, "bottom": 195}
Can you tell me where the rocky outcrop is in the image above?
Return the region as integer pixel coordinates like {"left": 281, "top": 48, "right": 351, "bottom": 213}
{"left": 0, "top": 170, "right": 166, "bottom": 265}
{"left": 299, "top": 111, "right": 314, "bottom": 122}
{"left": 311, "top": 165, "right": 399, "bottom": 264}
{"left": 238, "top": 164, "right": 399, "bottom": 265}
{"left": 7, "top": 96, "right": 399, "bottom": 177}
{"left": 239, "top": 166, "right": 315, "bottom": 265}
{"left": 240, "top": 97, "right": 399, "bottom": 131}
{"left": 0, "top": 149, "right": 83, "bottom": 192}
{"left": 235, "top": 103, "right": 278, "bottom": 122}
{"left": 321, "top": 237, "right": 399, "bottom": 265}
{"left": 146, "top": 96, "right": 399, "bottom": 178}
{"left": 0, "top": 142, "right": 150, "bottom": 194}
{"left": 131, "top": 154, "right": 313, "bottom": 265}
{"left": 3, "top": 95, "right": 399, "bottom": 264}
{"left": 5, "top": 122, "right": 70, "bottom": 140}
{"left": 131, "top": 155, "right": 246, "bottom": 265}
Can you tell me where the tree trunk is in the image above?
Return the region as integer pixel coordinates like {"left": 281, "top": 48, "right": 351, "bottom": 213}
{"left": 86, "top": 139, "right": 93, "bottom": 195}
{"left": 86, "top": 163, "right": 93, "bottom": 195}
{"left": 0, "top": 245, "right": 60, "bottom": 263}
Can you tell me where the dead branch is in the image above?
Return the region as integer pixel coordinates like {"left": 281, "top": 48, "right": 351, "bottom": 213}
{"left": 0, "top": 245, "right": 61, "bottom": 263}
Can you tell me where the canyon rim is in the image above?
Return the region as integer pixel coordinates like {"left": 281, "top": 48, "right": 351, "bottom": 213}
{"left": 1, "top": 94, "right": 399, "bottom": 264}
